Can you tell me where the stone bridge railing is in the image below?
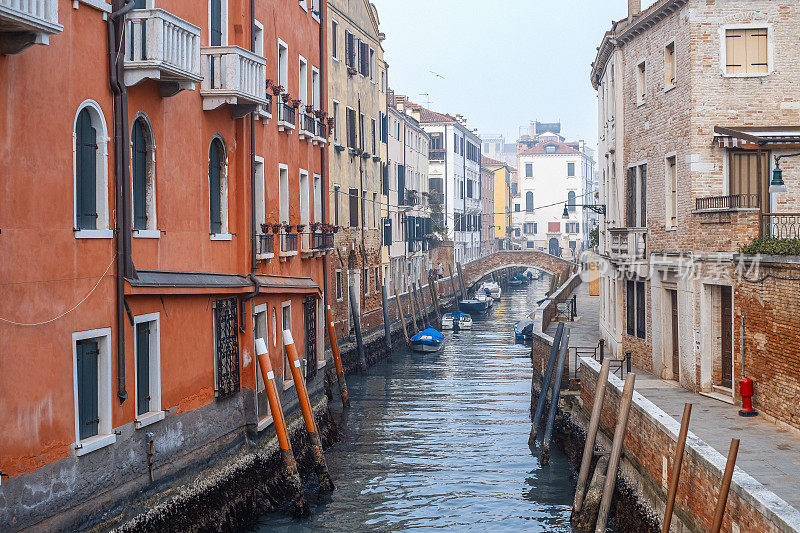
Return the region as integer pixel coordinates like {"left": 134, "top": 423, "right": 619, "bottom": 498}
{"left": 461, "top": 251, "right": 575, "bottom": 289}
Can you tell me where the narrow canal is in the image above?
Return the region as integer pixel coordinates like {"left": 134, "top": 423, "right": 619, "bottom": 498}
{"left": 257, "top": 278, "right": 578, "bottom": 531}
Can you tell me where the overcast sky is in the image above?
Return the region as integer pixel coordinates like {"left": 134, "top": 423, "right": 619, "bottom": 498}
{"left": 370, "top": 0, "right": 657, "bottom": 150}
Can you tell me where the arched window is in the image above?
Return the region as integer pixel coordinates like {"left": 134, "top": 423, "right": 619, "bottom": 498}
{"left": 74, "top": 101, "right": 110, "bottom": 236}
{"left": 132, "top": 115, "right": 156, "bottom": 233}
{"left": 208, "top": 137, "right": 228, "bottom": 236}
{"left": 568, "top": 191, "right": 576, "bottom": 213}
{"left": 525, "top": 191, "right": 534, "bottom": 212}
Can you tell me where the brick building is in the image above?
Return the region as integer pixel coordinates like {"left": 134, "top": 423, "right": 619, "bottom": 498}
{"left": 592, "top": 0, "right": 800, "bottom": 428}
{"left": 0, "top": 0, "right": 330, "bottom": 528}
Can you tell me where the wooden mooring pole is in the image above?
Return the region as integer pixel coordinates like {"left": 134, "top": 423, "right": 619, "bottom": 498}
{"left": 572, "top": 359, "right": 611, "bottom": 518}
{"left": 392, "top": 285, "right": 410, "bottom": 344}
{"left": 348, "top": 284, "right": 367, "bottom": 375}
{"left": 711, "top": 438, "right": 740, "bottom": 533}
{"left": 595, "top": 372, "right": 636, "bottom": 533}
{"left": 255, "top": 338, "right": 309, "bottom": 516}
{"left": 542, "top": 327, "right": 570, "bottom": 466}
{"left": 381, "top": 283, "right": 392, "bottom": 356}
{"left": 282, "top": 331, "right": 335, "bottom": 493}
{"left": 326, "top": 305, "right": 350, "bottom": 407}
{"left": 456, "top": 262, "right": 467, "bottom": 299}
{"left": 428, "top": 273, "right": 441, "bottom": 325}
{"left": 662, "top": 403, "right": 692, "bottom": 533}
{"left": 530, "top": 322, "right": 565, "bottom": 445}
{"left": 414, "top": 282, "right": 426, "bottom": 324}
{"left": 409, "top": 282, "right": 421, "bottom": 332}
{"left": 448, "top": 264, "right": 459, "bottom": 302}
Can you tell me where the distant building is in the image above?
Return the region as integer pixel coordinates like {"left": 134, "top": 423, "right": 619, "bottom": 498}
{"left": 483, "top": 156, "right": 514, "bottom": 250}
{"left": 480, "top": 161, "right": 495, "bottom": 257}
{"left": 480, "top": 133, "right": 517, "bottom": 168}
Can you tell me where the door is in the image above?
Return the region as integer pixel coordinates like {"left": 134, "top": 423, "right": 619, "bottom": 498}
{"left": 721, "top": 286, "right": 733, "bottom": 389}
{"left": 548, "top": 237, "right": 559, "bottom": 256}
{"left": 669, "top": 290, "right": 679, "bottom": 382}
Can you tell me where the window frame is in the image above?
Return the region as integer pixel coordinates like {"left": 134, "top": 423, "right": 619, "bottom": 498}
{"left": 664, "top": 39, "right": 676, "bottom": 91}
{"left": 331, "top": 19, "right": 339, "bottom": 61}
{"left": 73, "top": 100, "right": 112, "bottom": 239}
{"left": 665, "top": 153, "right": 677, "bottom": 229}
{"left": 281, "top": 301, "right": 294, "bottom": 390}
{"left": 72, "top": 328, "right": 115, "bottom": 456}
{"left": 208, "top": 135, "right": 230, "bottom": 240}
{"left": 208, "top": 0, "right": 228, "bottom": 46}
{"left": 719, "top": 23, "right": 773, "bottom": 78}
{"left": 636, "top": 60, "right": 647, "bottom": 105}
{"left": 253, "top": 303, "right": 272, "bottom": 430}
{"left": 133, "top": 312, "right": 164, "bottom": 429}
{"left": 131, "top": 112, "right": 159, "bottom": 238}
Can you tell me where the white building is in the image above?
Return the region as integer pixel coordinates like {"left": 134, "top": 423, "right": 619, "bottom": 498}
{"left": 399, "top": 100, "right": 483, "bottom": 265}
{"left": 480, "top": 133, "right": 517, "bottom": 168}
{"left": 386, "top": 93, "right": 430, "bottom": 293}
{"left": 513, "top": 126, "right": 595, "bottom": 258}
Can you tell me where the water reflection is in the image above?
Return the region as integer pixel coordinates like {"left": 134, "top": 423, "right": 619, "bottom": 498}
{"left": 256, "top": 279, "right": 577, "bottom": 532}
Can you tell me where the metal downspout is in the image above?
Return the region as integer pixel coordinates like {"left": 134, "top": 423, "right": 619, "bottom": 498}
{"left": 109, "top": 0, "right": 136, "bottom": 403}
{"left": 319, "top": 1, "right": 329, "bottom": 309}
{"left": 249, "top": 0, "right": 257, "bottom": 274}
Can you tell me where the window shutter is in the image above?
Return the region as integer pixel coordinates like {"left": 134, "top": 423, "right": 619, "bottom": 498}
{"left": 726, "top": 29, "right": 745, "bottom": 74}
{"left": 397, "top": 165, "right": 405, "bottom": 205}
{"left": 383, "top": 217, "right": 392, "bottom": 245}
{"left": 349, "top": 188, "right": 359, "bottom": 227}
{"left": 136, "top": 322, "right": 150, "bottom": 415}
{"left": 209, "top": 141, "right": 222, "bottom": 234}
{"left": 132, "top": 120, "right": 148, "bottom": 231}
{"left": 636, "top": 281, "right": 646, "bottom": 339}
{"left": 626, "top": 166, "right": 636, "bottom": 228}
{"left": 745, "top": 29, "right": 768, "bottom": 73}
{"left": 76, "top": 109, "right": 98, "bottom": 230}
{"left": 640, "top": 165, "right": 647, "bottom": 227}
{"left": 210, "top": 0, "right": 222, "bottom": 46}
{"left": 77, "top": 340, "right": 99, "bottom": 440}
{"left": 626, "top": 281, "right": 635, "bottom": 336}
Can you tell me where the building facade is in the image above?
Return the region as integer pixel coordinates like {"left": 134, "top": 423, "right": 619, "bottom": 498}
{"left": 326, "top": 0, "right": 387, "bottom": 336}
{"left": 480, "top": 133, "right": 517, "bottom": 168}
{"left": 0, "top": 0, "right": 330, "bottom": 529}
{"left": 480, "top": 161, "right": 495, "bottom": 257}
{"left": 513, "top": 125, "right": 595, "bottom": 258}
{"left": 482, "top": 156, "right": 512, "bottom": 251}
{"left": 593, "top": 0, "right": 800, "bottom": 429}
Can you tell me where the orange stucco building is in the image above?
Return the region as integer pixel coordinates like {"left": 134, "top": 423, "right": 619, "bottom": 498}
{"left": 0, "top": 0, "right": 331, "bottom": 529}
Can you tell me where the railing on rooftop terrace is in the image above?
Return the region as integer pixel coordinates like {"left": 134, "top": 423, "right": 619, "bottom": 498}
{"left": 695, "top": 194, "right": 760, "bottom": 211}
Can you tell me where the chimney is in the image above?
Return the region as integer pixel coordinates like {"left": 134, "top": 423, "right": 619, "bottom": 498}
{"left": 628, "top": 0, "right": 640, "bottom": 18}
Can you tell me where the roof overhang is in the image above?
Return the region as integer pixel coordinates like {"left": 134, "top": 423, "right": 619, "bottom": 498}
{"left": 713, "top": 126, "right": 800, "bottom": 149}
{"left": 125, "top": 271, "right": 321, "bottom": 296}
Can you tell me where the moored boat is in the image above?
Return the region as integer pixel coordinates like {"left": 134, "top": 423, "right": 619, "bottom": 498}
{"left": 459, "top": 298, "right": 490, "bottom": 314}
{"left": 480, "top": 281, "right": 502, "bottom": 299}
{"left": 457, "top": 312, "right": 473, "bottom": 330}
{"left": 410, "top": 326, "right": 445, "bottom": 352}
{"left": 441, "top": 313, "right": 455, "bottom": 330}
{"left": 514, "top": 316, "right": 534, "bottom": 340}
{"left": 476, "top": 292, "right": 493, "bottom": 307}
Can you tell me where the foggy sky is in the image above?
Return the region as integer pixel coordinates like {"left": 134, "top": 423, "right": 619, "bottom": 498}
{"left": 370, "top": 0, "right": 657, "bottom": 151}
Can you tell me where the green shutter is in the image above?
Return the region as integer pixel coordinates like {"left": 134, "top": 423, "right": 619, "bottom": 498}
{"left": 77, "top": 340, "right": 99, "bottom": 440}
{"left": 132, "top": 119, "right": 148, "bottom": 231}
{"left": 136, "top": 322, "right": 151, "bottom": 415}
{"left": 210, "top": 0, "right": 222, "bottom": 46}
{"left": 76, "top": 109, "right": 97, "bottom": 230}
{"left": 209, "top": 140, "right": 222, "bottom": 234}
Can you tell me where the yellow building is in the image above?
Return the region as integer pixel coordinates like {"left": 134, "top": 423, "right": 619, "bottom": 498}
{"left": 482, "top": 156, "right": 514, "bottom": 249}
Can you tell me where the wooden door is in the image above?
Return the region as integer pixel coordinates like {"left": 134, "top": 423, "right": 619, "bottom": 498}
{"left": 721, "top": 286, "right": 733, "bottom": 389}
{"left": 670, "top": 290, "right": 679, "bottom": 382}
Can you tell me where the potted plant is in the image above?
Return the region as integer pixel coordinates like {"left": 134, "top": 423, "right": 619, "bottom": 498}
{"left": 283, "top": 223, "right": 295, "bottom": 233}
{"left": 270, "top": 223, "right": 282, "bottom": 233}
{"left": 310, "top": 222, "right": 322, "bottom": 232}
{"left": 281, "top": 92, "right": 292, "bottom": 103}
{"left": 296, "top": 224, "right": 307, "bottom": 233}
{"left": 347, "top": 66, "right": 357, "bottom": 76}
{"left": 260, "top": 223, "right": 270, "bottom": 233}
{"left": 290, "top": 99, "right": 301, "bottom": 109}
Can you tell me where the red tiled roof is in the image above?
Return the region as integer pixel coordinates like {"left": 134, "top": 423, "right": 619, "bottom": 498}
{"left": 481, "top": 155, "right": 505, "bottom": 166}
{"left": 519, "top": 141, "right": 581, "bottom": 156}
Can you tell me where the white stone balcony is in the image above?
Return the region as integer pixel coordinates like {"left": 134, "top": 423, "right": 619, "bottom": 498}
{"left": 608, "top": 227, "right": 647, "bottom": 262}
{"left": 124, "top": 8, "right": 202, "bottom": 96}
{"left": 0, "top": 0, "right": 62, "bottom": 54}
{"left": 200, "top": 45, "right": 267, "bottom": 117}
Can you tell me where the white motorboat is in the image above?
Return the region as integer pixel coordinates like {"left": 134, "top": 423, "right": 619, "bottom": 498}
{"left": 480, "top": 282, "right": 502, "bottom": 299}
{"left": 458, "top": 313, "right": 473, "bottom": 330}
{"left": 476, "top": 292, "right": 493, "bottom": 307}
{"left": 441, "top": 313, "right": 455, "bottom": 330}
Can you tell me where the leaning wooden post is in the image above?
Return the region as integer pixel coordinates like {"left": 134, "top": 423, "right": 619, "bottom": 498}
{"left": 542, "top": 327, "right": 570, "bottom": 466}
{"left": 662, "top": 403, "right": 692, "bottom": 533}
{"left": 456, "top": 261, "right": 468, "bottom": 299}
{"left": 428, "top": 273, "right": 442, "bottom": 324}
{"left": 595, "top": 372, "right": 636, "bottom": 533}
{"left": 448, "top": 264, "right": 459, "bottom": 302}
{"left": 409, "top": 283, "right": 421, "bottom": 332}
{"left": 572, "top": 359, "right": 612, "bottom": 518}
{"left": 574, "top": 454, "right": 609, "bottom": 531}
{"left": 392, "top": 285, "right": 410, "bottom": 344}
{"left": 255, "top": 339, "right": 309, "bottom": 516}
{"left": 326, "top": 305, "right": 349, "bottom": 407}
{"left": 530, "top": 322, "right": 565, "bottom": 445}
{"left": 414, "top": 282, "right": 427, "bottom": 323}
{"left": 711, "top": 438, "right": 740, "bottom": 533}
{"left": 283, "top": 330, "right": 335, "bottom": 492}
{"left": 348, "top": 284, "right": 367, "bottom": 375}
{"left": 381, "top": 283, "right": 393, "bottom": 355}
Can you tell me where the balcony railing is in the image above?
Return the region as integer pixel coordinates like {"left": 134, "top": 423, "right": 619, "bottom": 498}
{"left": 761, "top": 213, "right": 800, "bottom": 239}
{"left": 258, "top": 233, "right": 274, "bottom": 257}
{"left": 695, "top": 194, "right": 760, "bottom": 212}
{"left": 257, "top": 94, "right": 272, "bottom": 121}
{"left": 312, "top": 233, "right": 334, "bottom": 250}
{"left": 0, "top": 0, "right": 62, "bottom": 54}
{"left": 299, "top": 113, "right": 315, "bottom": 140}
{"left": 124, "top": 8, "right": 201, "bottom": 92}
{"left": 280, "top": 233, "right": 298, "bottom": 254}
{"left": 277, "top": 102, "right": 296, "bottom": 131}
{"left": 316, "top": 120, "right": 328, "bottom": 142}
{"left": 200, "top": 45, "right": 267, "bottom": 111}
{"left": 429, "top": 149, "right": 445, "bottom": 161}
{"left": 608, "top": 227, "right": 647, "bottom": 260}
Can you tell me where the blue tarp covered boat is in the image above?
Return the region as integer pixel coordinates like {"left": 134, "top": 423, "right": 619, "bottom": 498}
{"left": 514, "top": 317, "right": 534, "bottom": 340}
{"left": 410, "top": 326, "right": 445, "bottom": 352}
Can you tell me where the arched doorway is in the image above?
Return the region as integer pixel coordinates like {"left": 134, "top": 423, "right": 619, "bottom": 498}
{"left": 549, "top": 238, "right": 560, "bottom": 256}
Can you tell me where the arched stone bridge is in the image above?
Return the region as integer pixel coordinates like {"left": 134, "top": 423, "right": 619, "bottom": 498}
{"left": 461, "top": 251, "right": 576, "bottom": 289}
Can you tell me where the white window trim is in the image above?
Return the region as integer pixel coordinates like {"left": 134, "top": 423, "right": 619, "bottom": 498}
{"left": 73, "top": 0, "right": 112, "bottom": 18}
{"left": 209, "top": 134, "right": 230, "bottom": 239}
{"left": 298, "top": 54, "right": 308, "bottom": 105}
{"left": 311, "top": 66, "right": 320, "bottom": 110}
{"left": 253, "top": 303, "right": 274, "bottom": 430}
{"left": 332, "top": 99, "right": 340, "bottom": 144}
{"left": 299, "top": 0, "right": 307, "bottom": 13}
{"left": 133, "top": 312, "right": 163, "bottom": 429}
{"left": 636, "top": 59, "right": 647, "bottom": 106}
{"left": 254, "top": 156, "right": 266, "bottom": 249}
{"left": 208, "top": 0, "right": 229, "bottom": 46}
{"left": 73, "top": 100, "right": 111, "bottom": 238}
{"left": 331, "top": 19, "right": 340, "bottom": 61}
{"left": 281, "top": 300, "right": 294, "bottom": 390}
{"left": 277, "top": 39, "right": 288, "bottom": 87}
{"left": 664, "top": 152, "right": 678, "bottom": 230}
{"left": 718, "top": 23, "right": 774, "bottom": 78}
{"left": 131, "top": 112, "right": 159, "bottom": 237}
{"left": 72, "top": 327, "right": 115, "bottom": 457}
{"left": 663, "top": 38, "right": 677, "bottom": 93}
{"left": 253, "top": 19, "right": 264, "bottom": 57}
{"left": 336, "top": 269, "right": 343, "bottom": 301}
{"left": 278, "top": 163, "right": 290, "bottom": 224}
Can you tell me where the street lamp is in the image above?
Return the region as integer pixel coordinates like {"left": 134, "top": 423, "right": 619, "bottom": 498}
{"left": 769, "top": 153, "right": 800, "bottom": 193}
{"left": 563, "top": 203, "right": 607, "bottom": 219}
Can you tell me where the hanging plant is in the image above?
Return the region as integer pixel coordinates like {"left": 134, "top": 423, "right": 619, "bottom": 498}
{"left": 296, "top": 224, "right": 307, "bottom": 233}
{"left": 281, "top": 92, "right": 292, "bottom": 102}
{"left": 260, "top": 223, "right": 270, "bottom": 233}
{"left": 310, "top": 222, "right": 322, "bottom": 232}
{"left": 290, "top": 99, "right": 301, "bottom": 109}
{"left": 283, "top": 224, "right": 295, "bottom": 233}
{"left": 271, "top": 223, "right": 282, "bottom": 233}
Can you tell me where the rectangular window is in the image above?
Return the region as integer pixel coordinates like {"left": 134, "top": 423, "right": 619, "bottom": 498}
{"left": 636, "top": 281, "right": 646, "bottom": 339}
{"left": 282, "top": 303, "right": 292, "bottom": 384}
{"left": 278, "top": 41, "right": 288, "bottom": 87}
{"left": 359, "top": 113, "right": 365, "bottom": 151}
{"left": 346, "top": 107, "right": 357, "bottom": 148}
{"left": 665, "top": 41, "right": 675, "bottom": 86}
{"left": 331, "top": 20, "right": 339, "bottom": 60}
{"left": 253, "top": 307, "right": 269, "bottom": 424}
{"left": 375, "top": 266, "right": 380, "bottom": 292}
{"left": 373, "top": 192, "right": 378, "bottom": 228}
{"left": 636, "top": 61, "right": 646, "bottom": 103}
{"left": 566, "top": 222, "right": 579, "bottom": 234}
{"left": 525, "top": 163, "right": 533, "bottom": 178}
{"left": 371, "top": 118, "right": 377, "bottom": 155}
{"left": 336, "top": 270, "right": 343, "bottom": 300}
{"left": 567, "top": 162, "right": 575, "bottom": 177}
{"left": 298, "top": 56, "right": 308, "bottom": 104}
{"left": 626, "top": 280, "right": 635, "bottom": 336}
{"left": 279, "top": 165, "right": 289, "bottom": 224}
{"left": 364, "top": 267, "right": 369, "bottom": 296}
{"left": 73, "top": 329, "right": 114, "bottom": 454}
{"left": 345, "top": 30, "right": 355, "bottom": 68}
{"left": 311, "top": 68, "right": 320, "bottom": 110}
{"left": 725, "top": 28, "right": 768, "bottom": 75}
{"left": 134, "top": 314, "right": 161, "bottom": 421}
{"left": 334, "top": 186, "right": 340, "bottom": 226}
{"left": 626, "top": 164, "right": 647, "bottom": 228}
{"left": 362, "top": 192, "right": 367, "bottom": 227}
{"left": 369, "top": 47, "right": 375, "bottom": 81}
{"left": 524, "top": 223, "right": 535, "bottom": 234}
{"left": 349, "top": 188, "right": 359, "bottom": 227}
{"left": 332, "top": 101, "right": 340, "bottom": 144}
{"left": 666, "top": 155, "right": 677, "bottom": 228}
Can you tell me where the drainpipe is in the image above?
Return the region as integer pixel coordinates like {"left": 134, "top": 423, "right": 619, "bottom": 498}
{"left": 318, "top": 1, "right": 329, "bottom": 309}
{"left": 241, "top": 273, "right": 262, "bottom": 333}
{"left": 249, "top": 0, "right": 257, "bottom": 273}
{"left": 109, "top": 0, "right": 137, "bottom": 403}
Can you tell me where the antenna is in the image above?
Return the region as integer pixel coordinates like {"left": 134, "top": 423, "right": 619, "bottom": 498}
{"left": 419, "top": 93, "right": 432, "bottom": 106}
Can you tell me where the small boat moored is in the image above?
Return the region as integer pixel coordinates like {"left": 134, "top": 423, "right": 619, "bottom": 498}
{"left": 411, "top": 326, "right": 445, "bottom": 352}
{"left": 441, "top": 313, "right": 455, "bottom": 330}
{"left": 479, "top": 281, "right": 502, "bottom": 299}
{"left": 457, "top": 312, "right": 473, "bottom": 330}
{"left": 476, "top": 292, "right": 493, "bottom": 307}
{"left": 514, "top": 316, "right": 535, "bottom": 340}
{"left": 459, "top": 298, "right": 490, "bottom": 314}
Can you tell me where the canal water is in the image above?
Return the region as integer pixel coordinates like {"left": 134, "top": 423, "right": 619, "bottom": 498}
{"left": 256, "top": 279, "right": 578, "bottom": 532}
